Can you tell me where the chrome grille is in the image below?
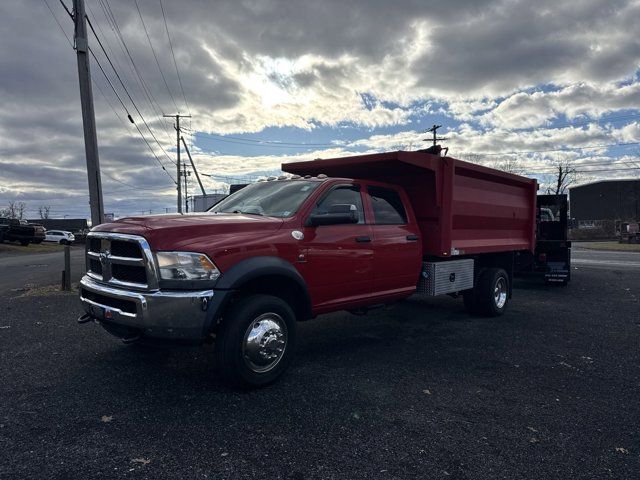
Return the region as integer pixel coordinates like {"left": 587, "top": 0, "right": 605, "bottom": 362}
{"left": 86, "top": 232, "right": 158, "bottom": 291}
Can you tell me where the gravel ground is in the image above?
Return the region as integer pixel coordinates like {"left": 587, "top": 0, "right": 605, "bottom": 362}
{"left": 0, "top": 265, "right": 638, "bottom": 479}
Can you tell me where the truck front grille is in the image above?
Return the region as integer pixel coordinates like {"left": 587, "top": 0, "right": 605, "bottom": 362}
{"left": 112, "top": 263, "right": 147, "bottom": 284}
{"left": 85, "top": 232, "right": 157, "bottom": 290}
{"left": 89, "top": 259, "right": 103, "bottom": 275}
{"left": 111, "top": 240, "right": 143, "bottom": 258}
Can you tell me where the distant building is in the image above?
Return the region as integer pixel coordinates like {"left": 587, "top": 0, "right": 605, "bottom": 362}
{"left": 192, "top": 193, "right": 227, "bottom": 212}
{"left": 570, "top": 179, "right": 640, "bottom": 226}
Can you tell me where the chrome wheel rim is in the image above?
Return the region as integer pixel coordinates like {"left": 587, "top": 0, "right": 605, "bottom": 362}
{"left": 242, "top": 313, "right": 288, "bottom": 373}
{"left": 494, "top": 277, "right": 507, "bottom": 309}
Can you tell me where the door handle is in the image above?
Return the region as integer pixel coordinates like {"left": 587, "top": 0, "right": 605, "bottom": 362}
{"left": 406, "top": 234, "right": 419, "bottom": 241}
{"left": 355, "top": 236, "right": 371, "bottom": 243}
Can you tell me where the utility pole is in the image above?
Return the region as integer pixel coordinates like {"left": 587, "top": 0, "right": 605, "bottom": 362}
{"left": 73, "top": 0, "right": 104, "bottom": 226}
{"left": 163, "top": 114, "right": 191, "bottom": 213}
{"left": 424, "top": 124, "right": 448, "bottom": 148}
{"left": 181, "top": 136, "right": 206, "bottom": 196}
{"left": 183, "top": 161, "right": 190, "bottom": 213}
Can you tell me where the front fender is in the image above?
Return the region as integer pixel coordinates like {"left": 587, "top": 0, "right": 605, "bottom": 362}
{"left": 214, "top": 256, "right": 312, "bottom": 319}
{"left": 216, "top": 256, "right": 306, "bottom": 290}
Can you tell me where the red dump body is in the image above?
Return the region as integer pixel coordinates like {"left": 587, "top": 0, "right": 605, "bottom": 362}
{"left": 284, "top": 151, "right": 537, "bottom": 257}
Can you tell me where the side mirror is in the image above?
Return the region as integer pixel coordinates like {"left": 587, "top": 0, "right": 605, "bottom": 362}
{"left": 309, "top": 204, "right": 359, "bottom": 226}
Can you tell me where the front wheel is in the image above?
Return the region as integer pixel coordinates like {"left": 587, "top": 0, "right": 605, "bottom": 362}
{"left": 215, "top": 294, "right": 296, "bottom": 388}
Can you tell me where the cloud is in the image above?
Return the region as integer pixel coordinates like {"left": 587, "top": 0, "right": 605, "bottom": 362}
{"left": 1, "top": 0, "right": 640, "bottom": 217}
{"left": 479, "top": 83, "right": 640, "bottom": 129}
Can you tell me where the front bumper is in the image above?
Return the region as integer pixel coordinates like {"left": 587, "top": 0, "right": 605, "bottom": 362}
{"left": 79, "top": 275, "right": 225, "bottom": 342}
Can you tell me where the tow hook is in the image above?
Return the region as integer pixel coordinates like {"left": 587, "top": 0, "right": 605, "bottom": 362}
{"left": 201, "top": 297, "right": 210, "bottom": 311}
{"left": 121, "top": 334, "right": 141, "bottom": 344}
{"left": 77, "top": 313, "right": 93, "bottom": 324}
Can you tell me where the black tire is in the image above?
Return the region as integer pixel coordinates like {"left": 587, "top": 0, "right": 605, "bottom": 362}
{"left": 20, "top": 240, "right": 29, "bottom": 246}
{"left": 215, "top": 294, "right": 296, "bottom": 388}
{"left": 60, "top": 239, "right": 67, "bottom": 245}
{"left": 475, "top": 268, "right": 509, "bottom": 317}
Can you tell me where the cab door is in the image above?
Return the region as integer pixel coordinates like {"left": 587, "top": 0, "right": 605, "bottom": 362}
{"left": 365, "top": 184, "right": 422, "bottom": 296}
{"left": 300, "top": 183, "right": 374, "bottom": 309}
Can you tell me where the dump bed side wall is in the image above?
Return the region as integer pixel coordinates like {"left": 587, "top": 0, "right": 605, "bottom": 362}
{"left": 444, "top": 161, "right": 536, "bottom": 256}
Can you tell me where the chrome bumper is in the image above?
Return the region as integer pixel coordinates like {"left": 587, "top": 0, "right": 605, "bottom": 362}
{"left": 79, "top": 275, "right": 214, "bottom": 341}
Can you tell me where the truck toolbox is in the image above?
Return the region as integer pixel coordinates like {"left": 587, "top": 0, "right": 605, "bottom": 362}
{"left": 417, "top": 259, "right": 474, "bottom": 296}
{"left": 283, "top": 151, "right": 537, "bottom": 258}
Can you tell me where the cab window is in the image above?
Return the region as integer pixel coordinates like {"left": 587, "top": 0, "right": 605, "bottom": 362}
{"left": 368, "top": 186, "right": 407, "bottom": 225}
{"left": 312, "top": 185, "right": 365, "bottom": 224}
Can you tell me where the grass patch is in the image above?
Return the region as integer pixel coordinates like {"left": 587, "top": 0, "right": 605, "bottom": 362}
{"left": 15, "top": 283, "right": 79, "bottom": 297}
{"left": 574, "top": 241, "right": 640, "bottom": 252}
{"left": 0, "top": 242, "right": 66, "bottom": 255}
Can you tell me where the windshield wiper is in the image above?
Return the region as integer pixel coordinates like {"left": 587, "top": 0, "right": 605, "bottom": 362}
{"left": 232, "top": 209, "right": 264, "bottom": 216}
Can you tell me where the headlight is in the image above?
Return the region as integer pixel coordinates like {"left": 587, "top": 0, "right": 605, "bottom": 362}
{"left": 155, "top": 251, "right": 221, "bottom": 281}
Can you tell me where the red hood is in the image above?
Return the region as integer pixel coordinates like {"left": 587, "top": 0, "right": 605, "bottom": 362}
{"left": 93, "top": 213, "right": 284, "bottom": 250}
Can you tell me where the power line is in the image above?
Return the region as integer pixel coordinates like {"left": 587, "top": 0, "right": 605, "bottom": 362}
{"left": 84, "top": 13, "right": 176, "bottom": 167}
{"left": 182, "top": 125, "right": 340, "bottom": 146}
{"left": 195, "top": 133, "right": 338, "bottom": 150}
{"left": 45, "top": 0, "right": 177, "bottom": 185}
{"left": 96, "top": 0, "right": 173, "bottom": 144}
{"left": 58, "top": 0, "right": 72, "bottom": 17}
{"left": 88, "top": 2, "right": 173, "bottom": 142}
{"left": 88, "top": 47, "right": 175, "bottom": 183}
{"left": 102, "top": 171, "right": 172, "bottom": 191}
{"left": 468, "top": 140, "right": 640, "bottom": 157}
{"left": 160, "top": 0, "right": 191, "bottom": 118}
{"left": 43, "top": 0, "right": 71, "bottom": 44}
{"left": 134, "top": 0, "right": 179, "bottom": 114}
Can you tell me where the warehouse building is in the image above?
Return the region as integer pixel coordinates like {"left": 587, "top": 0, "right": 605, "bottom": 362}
{"left": 192, "top": 193, "right": 227, "bottom": 212}
{"left": 569, "top": 179, "right": 639, "bottom": 238}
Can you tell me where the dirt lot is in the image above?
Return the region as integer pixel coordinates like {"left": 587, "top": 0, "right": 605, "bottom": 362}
{"left": 1, "top": 258, "right": 639, "bottom": 479}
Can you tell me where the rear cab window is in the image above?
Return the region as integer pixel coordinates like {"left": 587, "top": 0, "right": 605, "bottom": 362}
{"left": 367, "top": 186, "right": 407, "bottom": 225}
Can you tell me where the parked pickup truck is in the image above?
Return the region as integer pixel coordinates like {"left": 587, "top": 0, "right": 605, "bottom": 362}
{"left": 0, "top": 218, "right": 46, "bottom": 246}
{"left": 78, "top": 151, "right": 538, "bottom": 387}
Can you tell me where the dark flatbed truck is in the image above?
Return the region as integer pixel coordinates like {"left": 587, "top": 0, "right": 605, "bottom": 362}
{"left": 515, "top": 194, "right": 571, "bottom": 284}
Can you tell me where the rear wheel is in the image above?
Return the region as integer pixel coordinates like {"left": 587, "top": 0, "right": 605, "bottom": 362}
{"left": 478, "top": 268, "right": 509, "bottom": 316}
{"left": 464, "top": 268, "right": 509, "bottom": 317}
{"left": 215, "top": 294, "right": 296, "bottom": 388}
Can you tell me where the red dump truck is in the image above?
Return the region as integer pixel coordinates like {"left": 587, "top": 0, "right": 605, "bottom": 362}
{"left": 78, "top": 150, "right": 537, "bottom": 386}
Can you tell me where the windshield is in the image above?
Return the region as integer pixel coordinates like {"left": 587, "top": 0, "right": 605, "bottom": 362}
{"left": 209, "top": 180, "right": 321, "bottom": 218}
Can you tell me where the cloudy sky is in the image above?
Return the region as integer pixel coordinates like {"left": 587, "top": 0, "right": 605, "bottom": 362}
{"left": 1, "top": 0, "right": 640, "bottom": 219}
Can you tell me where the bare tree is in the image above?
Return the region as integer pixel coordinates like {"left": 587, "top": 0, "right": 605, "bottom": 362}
{"left": 38, "top": 205, "right": 51, "bottom": 219}
{"left": 546, "top": 159, "right": 581, "bottom": 194}
{"left": 460, "top": 153, "right": 484, "bottom": 165}
{"left": 0, "top": 201, "right": 27, "bottom": 220}
{"left": 490, "top": 157, "right": 524, "bottom": 175}
{"left": 15, "top": 201, "right": 26, "bottom": 220}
